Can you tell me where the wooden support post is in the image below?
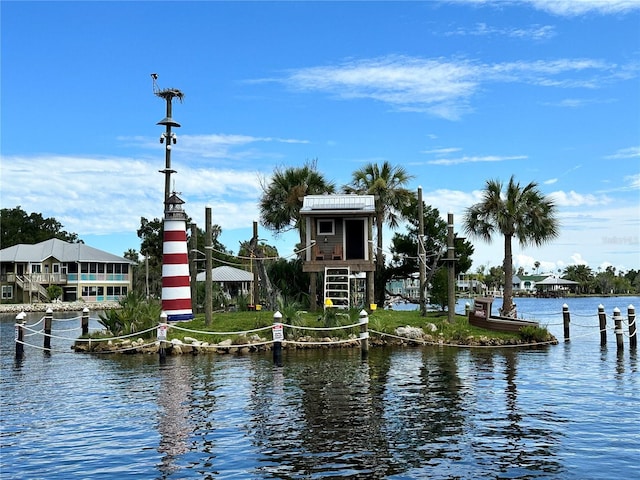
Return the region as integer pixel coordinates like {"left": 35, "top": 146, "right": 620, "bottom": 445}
{"left": 15, "top": 311, "right": 26, "bottom": 359}
{"left": 418, "top": 186, "right": 426, "bottom": 317}
{"left": 310, "top": 273, "right": 318, "bottom": 312}
{"left": 44, "top": 308, "right": 53, "bottom": 351}
{"left": 562, "top": 304, "right": 570, "bottom": 342}
{"left": 628, "top": 304, "right": 636, "bottom": 349}
{"left": 359, "top": 309, "right": 369, "bottom": 360}
{"left": 205, "top": 206, "right": 213, "bottom": 326}
{"left": 447, "top": 212, "right": 455, "bottom": 324}
{"left": 598, "top": 304, "right": 607, "bottom": 346}
{"left": 613, "top": 307, "right": 623, "bottom": 352}
{"left": 190, "top": 222, "right": 198, "bottom": 313}
{"left": 252, "top": 221, "right": 260, "bottom": 310}
{"left": 81, "top": 307, "right": 90, "bottom": 337}
{"left": 272, "top": 311, "right": 283, "bottom": 367}
{"left": 158, "top": 311, "right": 168, "bottom": 361}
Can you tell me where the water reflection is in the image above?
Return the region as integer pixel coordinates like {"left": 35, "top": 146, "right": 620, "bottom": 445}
{"left": 157, "top": 358, "right": 193, "bottom": 476}
{"left": 249, "top": 350, "right": 390, "bottom": 478}
{"left": 466, "top": 349, "right": 565, "bottom": 478}
{"left": 3, "top": 304, "right": 639, "bottom": 480}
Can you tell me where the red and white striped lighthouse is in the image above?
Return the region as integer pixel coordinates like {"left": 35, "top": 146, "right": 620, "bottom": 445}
{"left": 162, "top": 192, "right": 193, "bottom": 322}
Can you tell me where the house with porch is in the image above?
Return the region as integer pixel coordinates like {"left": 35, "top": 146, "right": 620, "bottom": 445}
{"left": 300, "top": 194, "right": 376, "bottom": 310}
{"left": 0, "top": 238, "right": 134, "bottom": 304}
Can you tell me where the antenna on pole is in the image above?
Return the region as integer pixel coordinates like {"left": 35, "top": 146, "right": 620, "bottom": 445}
{"left": 151, "top": 73, "right": 160, "bottom": 95}
{"left": 152, "top": 73, "right": 184, "bottom": 209}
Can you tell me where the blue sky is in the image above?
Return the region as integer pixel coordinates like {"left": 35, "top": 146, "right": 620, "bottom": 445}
{"left": 2, "top": 0, "right": 639, "bottom": 275}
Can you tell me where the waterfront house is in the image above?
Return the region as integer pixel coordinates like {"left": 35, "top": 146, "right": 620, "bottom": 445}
{"left": 514, "top": 274, "right": 549, "bottom": 295}
{"left": 0, "top": 238, "right": 134, "bottom": 304}
{"left": 196, "top": 265, "right": 253, "bottom": 300}
{"left": 300, "top": 194, "right": 376, "bottom": 310}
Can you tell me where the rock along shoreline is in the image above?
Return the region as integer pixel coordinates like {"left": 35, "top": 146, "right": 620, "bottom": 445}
{"left": 0, "top": 302, "right": 120, "bottom": 314}
{"left": 72, "top": 330, "right": 557, "bottom": 356}
{"left": 3, "top": 303, "right": 558, "bottom": 354}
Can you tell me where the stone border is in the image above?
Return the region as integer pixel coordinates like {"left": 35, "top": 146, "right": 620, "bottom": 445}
{"left": 0, "top": 302, "right": 120, "bottom": 314}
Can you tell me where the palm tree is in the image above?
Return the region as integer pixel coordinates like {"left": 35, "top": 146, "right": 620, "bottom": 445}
{"left": 563, "top": 264, "right": 593, "bottom": 294}
{"left": 259, "top": 160, "right": 335, "bottom": 246}
{"left": 343, "top": 161, "right": 415, "bottom": 304}
{"left": 463, "top": 175, "right": 559, "bottom": 317}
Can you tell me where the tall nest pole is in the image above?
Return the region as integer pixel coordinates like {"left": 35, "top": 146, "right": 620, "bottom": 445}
{"left": 152, "top": 73, "right": 184, "bottom": 210}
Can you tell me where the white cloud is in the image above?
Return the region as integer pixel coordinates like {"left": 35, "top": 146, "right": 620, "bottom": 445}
{"left": 1, "top": 154, "right": 264, "bottom": 238}
{"left": 604, "top": 146, "right": 640, "bottom": 159}
{"left": 420, "top": 147, "right": 463, "bottom": 155}
{"left": 447, "top": 0, "right": 640, "bottom": 16}
{"left": 542, "top": 97, "right": 615, "bottom": 108}
{"left": 445, "top": 22, "right": 556, "bottom": 40}
{"left": 526, "top": 0, "right": 640, "bottom": 16}
{"left": 626, "top": 173, "right": 640, "bottom": 189}
{"left": 549, "top": 190, "right": 612, "bottom": 207}
{"left": 427, "top": 155, "right": 527, "bottom": 166}
{"left": 570, "top": 253, "right": 589, "bottom": 265}
{"left": 276, "top": 55, "right": 635, "bottom": 120}
{"left": 544, "top": 178, "right": 558, "bottom": 185}
{"left": 285, "top": 55, "right": 478, "bottom": 119}
{"left": 119, "top": 133, "right": 309, "bottom": 161}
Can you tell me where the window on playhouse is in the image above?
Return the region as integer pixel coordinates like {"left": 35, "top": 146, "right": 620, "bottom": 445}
{"left": 317, "top": 219, "right": 335, "bottom": 236}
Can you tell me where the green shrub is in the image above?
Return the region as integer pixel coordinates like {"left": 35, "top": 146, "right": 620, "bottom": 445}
{"left": 519, "top": 325, "right": 551, "bottom": 343}
{"left": 98, "top": 292, "right": 161, "bottom": 338}
{"left": 47, "top": 285, "right": 63, "bottom": 302}
{"left": 278, "top": 298, "right": 304, "bottom": 326}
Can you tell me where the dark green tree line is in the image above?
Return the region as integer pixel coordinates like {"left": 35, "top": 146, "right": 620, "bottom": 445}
{"left": 1, "top": 206, "right": 80, "bottom": 247}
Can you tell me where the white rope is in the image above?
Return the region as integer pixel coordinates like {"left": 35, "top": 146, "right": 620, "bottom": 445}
{"left": 369, "top": 329, "right": 558, "bottom": 349}
{"left": 208, "top": 241, "right": 315, "bottom": 262}
{"left": 67, "top": 325, "right": 158, "bottom": 342}
{"left": 284, "top": 337, "right": 358, "bottom": 346}
{"left": 86, "top": 341, "right": 160, "bottom": 354}
{"left": 27, "top": 317, "right": 45, "bottom": 328}
{"left": 168, "top": 324, "right": 272, "bottom": 336}
{"left": 25, "top": 329, "right": 43, "bottom": 337}
{"left": 53, "top": 326, "right": 84, "bottom": 333}
{"left": 564, "top": 327, "right": 610, "bottom": 341}
{"left": 52, "top": 316, "right": 83, "bottom": 322}
{"left": 569, "top": 321, "right": 601, "bottom": 328}
{"left": 204, "top": 340, "right": 274, "bottom": 349}
{"left": 282, "top": 321, "right": 362, "bottom": 331}
{"left": 14, "top": 339, "right": 73, "bottom": 354}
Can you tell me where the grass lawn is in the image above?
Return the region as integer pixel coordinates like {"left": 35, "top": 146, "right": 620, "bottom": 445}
{"left": 169, "top": 308, "right": 552, "bottom": 346}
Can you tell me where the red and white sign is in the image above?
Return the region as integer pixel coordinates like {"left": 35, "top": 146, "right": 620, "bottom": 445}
{"left": 272, "top": 323, "right": 284, "bottom": 342}
{"left": 157, "top": 324, "right": 168, "bottom": 341}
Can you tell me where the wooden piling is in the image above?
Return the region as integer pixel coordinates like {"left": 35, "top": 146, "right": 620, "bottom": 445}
{"left": 562, "top": 304, "right": 570, "bottom": 342}
{"left": 44, "top": 308, "right": 53, "bottom": 350}
{"left": 359, "top": 309, "right": 369, "bottom": 360}
{"left": 15, "top": 311, "right": 26, "bottom": 359}
{"left": 81, "top": 307, "right": 90, "bottom": 337}
{"left": 613, "top": 307, "right": 623, "bottom": 352}
{"left": 272, "top": 311, "right": 283, "bottom": 367}
{"left": 628, "top": 304, "right": 636, "bottom": 349}
{"left": 598, "top": 304, "right": 607, "bottom": 346}
{"left": 158, "top": 312, "right": 168, "bottom": 361}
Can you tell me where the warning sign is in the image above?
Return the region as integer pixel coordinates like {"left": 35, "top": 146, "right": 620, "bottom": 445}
{"left": 157, "top": 324, "right": 168, "bottom": 341}
{"left": 272, "top": 323, "right": 284, "bottom": 342}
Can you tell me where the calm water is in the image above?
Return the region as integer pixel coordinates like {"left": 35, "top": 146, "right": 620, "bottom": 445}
{"left": 1, "top": 297, "right": 638, "bottom": 479}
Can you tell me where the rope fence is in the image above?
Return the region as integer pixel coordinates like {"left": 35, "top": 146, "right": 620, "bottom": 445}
{"left": 11, "top": 303, "right": 637, "bottom": 361}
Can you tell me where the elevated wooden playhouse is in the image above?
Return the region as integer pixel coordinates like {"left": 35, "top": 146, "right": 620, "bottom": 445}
{"left": 300, "top": 194, "right": 376, "bottom": 311}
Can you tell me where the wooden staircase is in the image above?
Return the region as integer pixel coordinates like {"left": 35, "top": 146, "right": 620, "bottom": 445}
{"left": 16, "top": 275, "right": 49, "bottom": 302}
